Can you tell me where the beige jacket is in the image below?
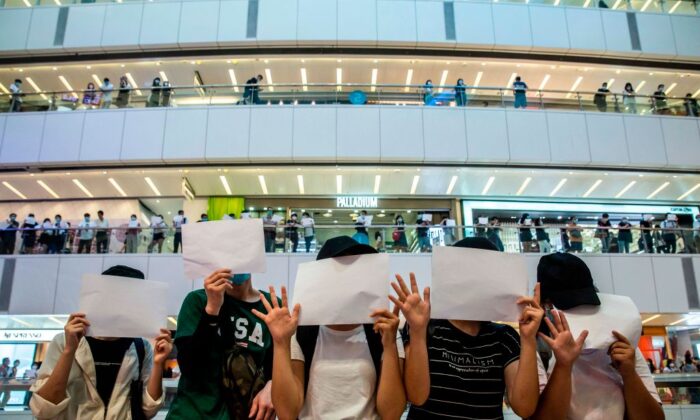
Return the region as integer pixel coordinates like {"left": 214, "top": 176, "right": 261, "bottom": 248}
{"left": 29, "top": 334, "right": 164, "bottom": 420}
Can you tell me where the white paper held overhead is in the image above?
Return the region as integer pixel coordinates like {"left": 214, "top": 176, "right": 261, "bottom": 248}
{"left": 561, "top": 293, "right": 642, "bottom": 350}
{"left": 79, "top": 274, "right": 167, "bottom": 339}
{"left": 430, "top": 246, "right": 529, "bottom": 322}
{"left": 182, "top": 219, "right": 267, "bottom": 280}
{"left": 292, "top": 253, "right": 390, "bottom": 326}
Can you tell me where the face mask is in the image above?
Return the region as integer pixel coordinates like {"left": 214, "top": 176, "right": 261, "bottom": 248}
{"left": 230, "top": 273, "right": 251, "bottom": 285}
{"left": 9, "top": 216, "right": 15, "bottom": 221}
{"left": 202, "top": 217, "right": 208, "bottom": 221}
{"left": 84, "top": 218, "right": 90, "bottom": 222}
{"left": 55, "top": 218, "right": 61, "bottom": 223}
{"left": 131, "top": 217, "right": 137, "bottom": 222}
{"left": 292, "top": 216, "right": 297, "bottom": 221}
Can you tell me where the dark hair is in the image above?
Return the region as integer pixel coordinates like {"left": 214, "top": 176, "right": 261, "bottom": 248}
{"left": 178, "top": 210, "right": 184, "bottom": 214}
{"left": 14, "top": 79, "right": 21, "bottom": 84}
{"left": 201, "top": 213, "right": 208, "bottom": 218}
{"left": 457, "top": 78, "right": 464, "bottom": 85}
{"left": 395, "top": 215, "right": 403, "bottom": 222}
{"left": 55, "top": 214, "right": 61, "bottom": 219}
{"left": 9, "top": 213, "right": 16, "bottom": 218}
{"left": 534, "top": 218, "right": 543, "bottom": 227}
{"left": 425, "top": 79, "right": 432, "bottom": 84}
{"left": 302, "top": 212, "right": 310, "bottom": 217}
{"left": 84, "top": 213, "right": 90, "bottom": 218}
{"left": 257, "top": 74, "right": 263, "bottom": 80}
{"left": 43, "top": 218, "right": 50, "bottom": 223}
{"left": 515, "top": 76, "right": 521, "bottom": 82}
{"left": 658, "top": 84, "right": 664, "bottom": 89}
{"left": 28, "top": 213, "right": 34, "bottom": 217}
{"left": 602, "top": 213, "right": 609, "bottom": 218}
{"left": 102, "top": 265, "right": 145, "bottom": 279}
{"left": 103, "top": 77, "right": 109, "bottom": 83}
{"left": 602, "top": 82, "right": 608, "bottom": 86}
{"left": 98, "top": 210, "right": 104, "bottom": 215}
{"left": 519, "top": 213, "right": 530, "bottom": 224}
{"left": 153, "top": 77, "right": 161, "bottom": 86}
{"left": 375, "top": 231, "right": 382, "bottom": 240}
{"left": 361, "top": 210, "right": 368, "bottom": 215}
{"left": 624, "top": 82, "right": 633, "bottom": 91}
{"left": 87, "top": 82, "right": 95, "bottom": 90}
{"left": 686, "top": 350, "right": 693, "bottom": 364}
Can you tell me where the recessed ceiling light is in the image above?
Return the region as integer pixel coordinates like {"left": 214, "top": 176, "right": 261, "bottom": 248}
{"left": 144, "top": 177, "right": 161, "bottom": 196}
{"left": 481, "top": 177, "right": 495, "bottom": 195}
{"left": 677, "top": 183, "right": 700, "bottom": 200}
{"left": 615, "top": 181, "right": 636, "bottom": 198}
{"left": 646, "top": 182, "right": 670, "bottom": 199}
{"left": 446, "top": 176, "right": 458, "bottom": 195}
{"left": 37, "top": 180, "right": 59, "bottom": 199}
{"left": 642, "top": 314, "right": 661, "bottom": 324}
{"left": 108, "top": 178, "right": 127, "bottom": 197}
{"left": 549, "top": 179, "right": 567, "bottom": 196}
{"left": 516, "top": 177, "right": 531, "bottom": 196}
{"left": 336, "top": 175, "right": 342, "bottom": 194}
{"left": 219, "top": 175, "right": 232, "bottom": 195}
{"left": 582, "top": 179, "right": 603, "bottom": 197}
{"left": 258, "top": 175, "right": 268, "bottom": 195}
{"left": 410, "top": 175, "right": 420, "bottom": 195}
{"left": 2, "top": 182, "right": 27, "bottom": 199}
{"left": 72, "top": 179, "right": 93, "bottom": 198}
{"left": 297, "top": 175, "right": 305, "bottom": 195}
{"left": 374, "top": 175, "right": 381, "bottom": 194}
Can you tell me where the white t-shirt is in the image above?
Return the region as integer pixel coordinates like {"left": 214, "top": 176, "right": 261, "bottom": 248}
{"left": 537, "top": 348, "right": 660, "bottom": 420}
{"left": 290, "top": 326, "right": 405, "bottom": 420}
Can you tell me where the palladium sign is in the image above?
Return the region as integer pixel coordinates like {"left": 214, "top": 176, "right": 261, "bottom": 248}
{"left": 336, "top": 196, "right": 379, "bottom": 208}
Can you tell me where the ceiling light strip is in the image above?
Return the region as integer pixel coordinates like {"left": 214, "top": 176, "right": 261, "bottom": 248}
{"left": 646, "top": 182, "right": 670, "bottom": 200}
{"left": 481, "top": 176, "right": 495, "bottom": 195}
{"left": 2, "top": 181, "right": 27, "bottom": 199}
{"left": 446, "top": 175, "right": 458, "bottom": 195}
{"left": 219, "top": 175, "right": 232, "bottom": 195}
{"left": 144, "top": 177, "right": 161, "bottom": 196}
{"left": 615, "top": 181, "right": 636, "bottom": 198}
{"left": 516, "top": 177, "right": 532, "bottom": 196}
{"left": 410, "top": 175, "right": 420, "bottom": 195}
{"left": 72, "top": 179, "right": 93, "bottom": 198}
{"left": 258, "top": 175, "right": 269, "bottom": 195}
{"left": 37, "top": 180, "right": 59, "bottom": 198}
{"left": 336, "top": 175, "right": 342, "bottom": 194}
{"left": 549, "top": 178, "right": 568, "bottom": 197}
{"left": 677, "top": 183, "right": 700, "bottom": 200}
{"left": 297, "top": 175, "right": 305, "bottom": 195}
{"left": 108, "top": 178, "right": 127, "bottom": 197}
{"left": 582, "top": 179, "right": 603, "bottom": 198}
{"left": 374, "top": 175, "right": 381, "bottom": 194}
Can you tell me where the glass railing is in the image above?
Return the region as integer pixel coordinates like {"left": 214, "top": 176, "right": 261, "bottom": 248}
{"left": 1, "top": 0, "right": 698, "bottom": 16}
{"left": 1, "top": 83, "right": 699, "bottom": 118}
{"left": 0, "top": 224, "right": 697, "bottom": 255}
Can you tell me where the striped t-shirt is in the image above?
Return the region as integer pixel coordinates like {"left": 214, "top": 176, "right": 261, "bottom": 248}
{"left": 405, "top": 320, "right": 521, "bottom": 420}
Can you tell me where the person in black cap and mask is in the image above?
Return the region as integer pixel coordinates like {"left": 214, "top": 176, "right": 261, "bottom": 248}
{"left": 30, "top": 265, "right": 172, "bottom": 419}
{"left": 393, "top": 237, "right": 544, "bottom": 419}
{"left": 531, "top": 253, "right": 663, "bottom": 420}
{"left": 251, "top": 236, "right": 406, "bottom": 420}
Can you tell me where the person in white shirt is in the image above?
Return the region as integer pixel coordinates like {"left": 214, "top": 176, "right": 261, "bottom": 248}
{"left": 147, "top": 215, "right": 168, "bottom": 254}
{"left": 30, "top": 265, "right": 172, "bottom": 420}
{"left": 95, "top": 210, "right": 110, "bottom": 254}
{"left": 172, "top": 210, "right": 187, "bottom": 254}
{"left": 100, "top": 78, "right": 114, "bottom": 109}
{"left": 77, "top": 213, "right": 95, "bottom": 254}
{"left": 9, "top": 79, "right": 22, "bottom": 112}
{"left": 301, "top": 212, "right": 315, "bottom": 253}
{"left": 531, "top": 253, "right": 663, "bottom": 420}
{"left": 252, "top": 236, "right": 406, "bottom": 420}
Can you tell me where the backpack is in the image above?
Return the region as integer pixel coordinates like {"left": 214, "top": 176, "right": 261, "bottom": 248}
{"left": 130, "top": 338, "right": 147, "bottom": 420}
{"left": 221, "top": 343, "right": 267, "bottom": 419}
{"left": 296, "top": 325, "right": 383, "bottom": 394}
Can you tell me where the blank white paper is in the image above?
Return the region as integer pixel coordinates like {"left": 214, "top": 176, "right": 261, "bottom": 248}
{"left": 431, "top": 246, "right": 530, "bottom": 322}
{"left": 292, "top": 253, "right": 390, "bottom": 326}
{"left": 562, "top": 293, "right": 642, "bottom": 350}
{"left": 182, "top": 219, "right": 267, "bottom": 280}
{"left": 79, "top": 274, "right": 167, "bottom": 339}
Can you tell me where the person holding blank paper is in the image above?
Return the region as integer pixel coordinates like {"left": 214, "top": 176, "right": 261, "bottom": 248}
{"left": 531, "top": 253, "right": 663, "bottom": 420}
{"left": 29, "top": 265, "right": 172, "bottom": 420}
{"left": 167, "top": 270, "right": 277, "bottom": 420}
{"left": 252, "top": 236, "right": 406, "bottom": 420}
{"left": 395, "top": 237, "right": 543, "bottom": 419}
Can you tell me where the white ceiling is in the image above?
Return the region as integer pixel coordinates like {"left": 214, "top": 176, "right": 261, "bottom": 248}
{"left": 1, "top": 165, "right": 699, "bottom": 204}
{"left": 1, "top": 55, "right": 699, "bottom": 99}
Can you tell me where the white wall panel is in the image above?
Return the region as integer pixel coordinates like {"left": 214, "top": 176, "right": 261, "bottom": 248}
{"left": 671, "top": 15, "right": 700, "bottom": 59}
{"left": 565, "top": 8, "right": 606, "bottom": 53}
{"left": 338, "top": 0, "right": 377, "bottom": 44}
{"left": 601, "top": 11, "right": 636, "bottom": 56}
{"left": 39, "top": 112, "right": 85, "bottom": 164}
{"left": 248, "top": 107, "right": 294, "bottom": 160}
{"left": 529, "top": 6, "right": 569, "bottom": 51}
{"left": 578, "top": 256, "right": 615, "bottom": 294}
{"left": 63, "top": 5, "right": 106, "bottom": 50}
{"left": 25, "top": 7, "right": 61, "bottom": 53}
{"left": 217, "top": 0, "right": 248, "bottom": 45}
{"left": 610, "top": 257, "right": 658, "bottom": 312}
{"left": 380, "top": 107, "right": 423, "bottom": 162}
{"left": 466, "top": 109, "right": 509, "bottom": 163}
{"left": 336, "top": 107, "right": 381, "bottom": 161}
{"left": 79, "top": 111, "right": 125, "bottom": 163}
{"left": 492, "top": 3, "right": 532, "bottom": 50}
{"left": 100, "top": 3, "right": 143, "bottom": 50}
{"left": 507, "top": 110, "right": 550, "bottom": 163}
{"left": 636, "top": 13, "right": 677, "bottom": 59}
{"left": 162, "top": 108, "right": 208, "bottom": 162}
{"left": 205, "top": 107, "right": 250, "bottom": 162}
{"left": 415, "top": 0, "right": 450, "bottom": 46}
{"left": 546, "top": 111, "right": 591, "bottom": 165}
{"left": 120, "top": 109, "right": 166, "bottom": 163}
{"left": 624, "top": 116, "right": 667, "bottom": 167}
{"left": 0, "top": 8, "right": 31, "bottom": 53}
{"left": 652, "top": 257, "right": 689, "bottom": 313}
{"left": 257, "top": 0, "right": 298, "bottom": 43}
{"left": 422, "top": 108, "right": 467, "bottom": 163}
{"left": 147, "top": 256, "right": 194, "bottom": 315}
{"left": 178, "top": 1, "right": 219, "bottom": 47}
{"left": 53, "top": 256, "right": 104, "bottom": 314}
{"left": 139, "top": 2, "right": 182, "bottom": 49}
{"left": 661, "top": 117, "right": 700, "bottom": 169}
{"left": 9, "top": 257, "right": 60, "bottom": 315}
{"left": 377, "top": 0, "right": 417, "bottom": 45}
{"left": 297, "top": 0, "right": 337, "bottom": 44}
{"left": 292, "top": 106, "right": 337, "bottom": 161}
{"left": 0, "top": 113, "right": 45, "bottom": 165}
{"left": 454, "top": 2, "right": 495, "bottom": 48}
{"left": 585, "top": 114, "right": 629, "bottom": 165}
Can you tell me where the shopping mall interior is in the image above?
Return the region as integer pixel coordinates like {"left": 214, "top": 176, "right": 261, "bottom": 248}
{"left": 0, "top": 0, "right": 699, "bottom": 417}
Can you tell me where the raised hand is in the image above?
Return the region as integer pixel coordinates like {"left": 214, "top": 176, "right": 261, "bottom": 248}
{"left": 389, "top": 273, "right": 430, "bottom": 332}
{"left": 516, "top": 283, "right": 545, "bottom": 341}
{"left": 252, "top": 286, "right": 300, "bottom": 344}
{"left": 204, "top": 269, "right": 233, "bottom": 316}
{"left": 371, "top": 305, "right": 401, "bottom": 349}
{"left": 538, "top": 310, "right": 588, "bottom": 368}
{"left": 609, "top": 330, "right": 636, "bottom": 377}
{"left": 64, "top": 313, "right": 90, "bottom": 354}
{"left": 153, "top": 328, "right": 173, "bottom": 366}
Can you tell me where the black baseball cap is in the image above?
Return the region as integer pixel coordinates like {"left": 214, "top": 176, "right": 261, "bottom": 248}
{"left": 537, "top": 253, "right": 600, "bottom": 310}
{"left": 316, "top": 236, "right": 377, "bottom": 261}
{"left": 102, "top": 265, "right": 145, "bottom": 280}
{"left": 453, "top": 237, "right": 499, "bottom": 252}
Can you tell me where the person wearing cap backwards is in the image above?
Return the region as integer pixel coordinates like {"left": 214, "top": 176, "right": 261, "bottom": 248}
{"left": 531, "top": 253, "right": 663, "bottom": 420}
{"left": 167, "top": 270, "right": 278, "bottom": 420}
{"left": 29, "top": 265, "right": 173, "bottom": 419}
{"left": 251, "top": 236, "right": 406, "bottom": 420}
{"left": 393, "top": 237, "right": 544, "bottom": 419}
